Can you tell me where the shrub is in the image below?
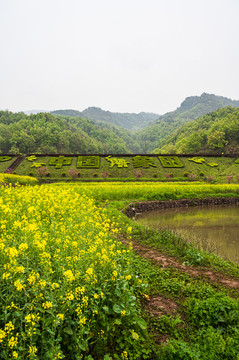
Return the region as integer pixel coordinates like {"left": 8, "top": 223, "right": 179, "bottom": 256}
{"left": 68, "top": 168, "right": 79, "bottom": 180}
{"left": 188, "top": 157, "right": 205, "bottom": 164}
{"left": 164, "top": 172, "right": 173, "bottom": 180}
{"left": 199, "top": 172, "right": 204, "bottom": 177}
{"left": 101, "top": 171, "right": 110, "bottom": 179}
{"left": 184, "top": 172, "right": 190, "bottom": 177}
{"left": 93, "top": 173, "right": 98, "bottom": 177}
{"left": 159, "top": 156, "right": 184, "bottom": 168}
{"left": 153, "top": 173, "right": 157, "bottom": 178}
{"left": 227, "top": 174, "right": 233, "bottom": 183}
{"left": 0, "top": 155, "right": 12, "bottom": 162}
{"left": 37, "top": 166, "right": 49, "bottom": 178}
{"left": 62, "top": 172, "right": 66, "bottom": 177}
{"left": 188, "top": 174, "right": 196, "bottom": 181}
{"left": 133, "top": 170, "right": 143, "bottom": 179}
{"left": 206, "top": 176, "right": 214, "bottom": 183}
{"left": 207, "top": 162, "right": 218, "bottom": 167}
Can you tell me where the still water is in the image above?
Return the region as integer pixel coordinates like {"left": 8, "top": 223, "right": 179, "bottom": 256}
{"left": 136, "top": 205, "right": 239, "bottom": 263}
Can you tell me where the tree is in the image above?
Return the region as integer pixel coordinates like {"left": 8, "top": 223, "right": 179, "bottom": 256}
{"left": 208, "top": 131, "right": 226, "bottom": 149}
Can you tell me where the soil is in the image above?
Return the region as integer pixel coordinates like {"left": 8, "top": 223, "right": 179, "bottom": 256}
{"left": 120, "top": 236, "right": 239, "bottom": 344}
{"left": 122, "top": 238, "right": 239, "bottom": 290}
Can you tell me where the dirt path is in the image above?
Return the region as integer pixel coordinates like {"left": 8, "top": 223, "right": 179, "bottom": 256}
{"left": 125, "top": 239, "right": 239, "bottom": 290}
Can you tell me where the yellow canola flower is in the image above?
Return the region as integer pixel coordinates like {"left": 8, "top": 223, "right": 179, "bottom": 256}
{"left": 19, "top": 243, "right": 28, "bottom": 252}
{"left": 66, "top": 292, "right": 74, "bottom": 301}
{"left": 56, "top": 313, "right": 64, "bottom": 321}
{"left": 0, "top": 329, "right": 6, "bottom": 342}
{"left": 42, "top": 301, "right": 53, "bottom": 309}
{"left": 86, "top": 267, "right": 94, "bottom": 277}
{"left": 63, "top": 270, "right": 75, "bottom": 282}
{"left": 28, "top": 345, "right": 37, "bottom": 356}
{"left": 27, "top": 271, "right": 39, "bottom": 285}
{"left": 8, "top": 336, "right": 18, "bottom": 349}
{"left": 14, "top": 279, "right": 25, "bottom": 291}
{"left": 5, "top": 247, "right": 18, "bottom": 258}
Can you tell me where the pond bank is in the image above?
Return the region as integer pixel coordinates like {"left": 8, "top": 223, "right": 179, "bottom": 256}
{"left": 125, "top": 197, "right": 239, "bottom": 217}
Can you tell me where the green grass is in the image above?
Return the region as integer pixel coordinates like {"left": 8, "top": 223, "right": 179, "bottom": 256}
{"left": 0, "top": 156, "right": 17, "bottom": 172}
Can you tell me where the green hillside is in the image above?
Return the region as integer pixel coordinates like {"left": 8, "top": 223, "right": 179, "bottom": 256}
{"left": 153, "top": 107, "right": 239, "bottom": 154}
{"left": 136, "top": 93, "right": 239, "bottom": 153}
{"left": 0, "top": 111, "right": 140, "bottom": 154}
{"left": 3, "top": 154, "right": 239, "bottom": 184}
{"left": 51, "top": 107, "right": 159, "bottom": 131}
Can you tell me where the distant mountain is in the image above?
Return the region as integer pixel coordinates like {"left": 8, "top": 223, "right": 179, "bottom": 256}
{"left": 135, "top": 93, "right": 239, "bottom": 153}
{"left": 152, "top": 106, "right": 239, "bottom": 155}
{"left": 51, "top": 107, "right": 159, "bottom": 131}
{"left": 24, "top": 110, "right": 48, "bottom": 115}
{"left": 51, "top": 109, "right": 82, "bottom": 117}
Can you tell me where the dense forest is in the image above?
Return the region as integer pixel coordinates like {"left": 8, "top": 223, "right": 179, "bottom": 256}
{"left": 153, "top": 107, "right": 239, "bottom": 154}
{"left": 0, "top": 111, "right": 140, "bottom": 154}
{"left": 135, "top": 93, "right": 239, "bottom": 153}
{"left": 1, "top": 93, "right": 239, "bottom": 155}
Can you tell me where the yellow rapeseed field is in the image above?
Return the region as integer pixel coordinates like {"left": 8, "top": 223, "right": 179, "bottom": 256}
{"left": 0, "top": 184, "right": 145, "bottom": 359}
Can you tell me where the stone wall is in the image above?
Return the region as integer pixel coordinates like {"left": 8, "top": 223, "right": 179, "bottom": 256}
{"left": 125, "top": 197, "right": 239, "bottom": 218}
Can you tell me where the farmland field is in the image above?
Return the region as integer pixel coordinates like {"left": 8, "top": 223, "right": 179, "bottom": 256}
{"left": 0, "top": 180, "right": 239, "bottom": 359}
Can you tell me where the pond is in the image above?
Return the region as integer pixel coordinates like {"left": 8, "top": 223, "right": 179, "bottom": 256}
{"left": 135, "top": 205, "right": 239, "bottom": 263}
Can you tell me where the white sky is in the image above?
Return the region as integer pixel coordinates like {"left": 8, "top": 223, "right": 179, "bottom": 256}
{"left": 1, "top": 0, "right": 239, "bottom": 114}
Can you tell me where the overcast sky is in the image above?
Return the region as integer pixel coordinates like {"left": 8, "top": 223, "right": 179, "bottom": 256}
{"left": 1, "top": 0, "right": 239, "bottom": 114}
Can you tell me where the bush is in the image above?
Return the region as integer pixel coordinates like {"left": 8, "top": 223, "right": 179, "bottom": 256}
{"left": 206, "top": 176, "right": 214, "bottom": 183}
{"left": 188, "top": 174, "right": 196, "bottom": 181}
{"left": 164, "top": 173, "right": 173, "bottom": 180}
{"left": 68, "top": 168, "right": 79, "bottom": 180}
{"left": 227, "top": 174, "right": 233, "bottom": 183}
{"left": 133, "top": 170, "right": 143, "bottom": 179}
{"left": 37, "top": 166, "right": 49, "bottom": 178}
{"left": 101, "top": 171, "right": 110, "bottom": 179}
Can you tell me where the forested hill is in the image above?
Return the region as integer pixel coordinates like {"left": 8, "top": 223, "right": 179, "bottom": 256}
{"left": 51, "top": 107, "right": 159, "bottom": 131}
{"left": 135, "top": 93, "right": 239, "bottom": 153}
{"left": 0, "top": 111, "right": 141, "bottom": 154}
{"left": 152, "top": 106, "right": 239, "bottom": 154}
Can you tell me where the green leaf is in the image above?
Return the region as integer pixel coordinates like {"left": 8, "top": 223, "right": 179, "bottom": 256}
{"left": 113, "top": 304, "right": 121, "bottom": 313}
{"left": 114, "top": 318, "right": 122, "bottom": 325}
{"left": 135, "top": 317, "right": 147, "bottom": 330}
{"left": 132, "top": 331, "right": 139, "bottom": 340}
{"left": 63, "top": 327, "right": 73, "bottom": 335}
{"left": 104, "top": 355, "right": 113, "bottom": 360}
{"left": 78, "top": 343, "right": 86, "bottom": 351}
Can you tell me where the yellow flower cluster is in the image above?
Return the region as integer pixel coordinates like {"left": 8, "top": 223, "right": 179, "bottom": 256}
{"left": 0, "top": 183, "right": 138, "bottom": 358}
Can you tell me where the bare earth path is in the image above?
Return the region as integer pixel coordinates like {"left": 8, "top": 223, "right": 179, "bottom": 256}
{"left": 120, "top": 236, "right": 239, "bottom": 342}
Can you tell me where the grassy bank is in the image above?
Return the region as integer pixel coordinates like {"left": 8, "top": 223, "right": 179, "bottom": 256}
{"left": 0, "top": 182, "right": 239, "bottom": 359}
{"left": 3, "top": 154, "right": 239, "bottom": 183}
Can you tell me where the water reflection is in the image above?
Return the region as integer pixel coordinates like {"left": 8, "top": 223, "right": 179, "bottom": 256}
{"left": 136, "top": 205, "right": 239, "bottom": 263}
